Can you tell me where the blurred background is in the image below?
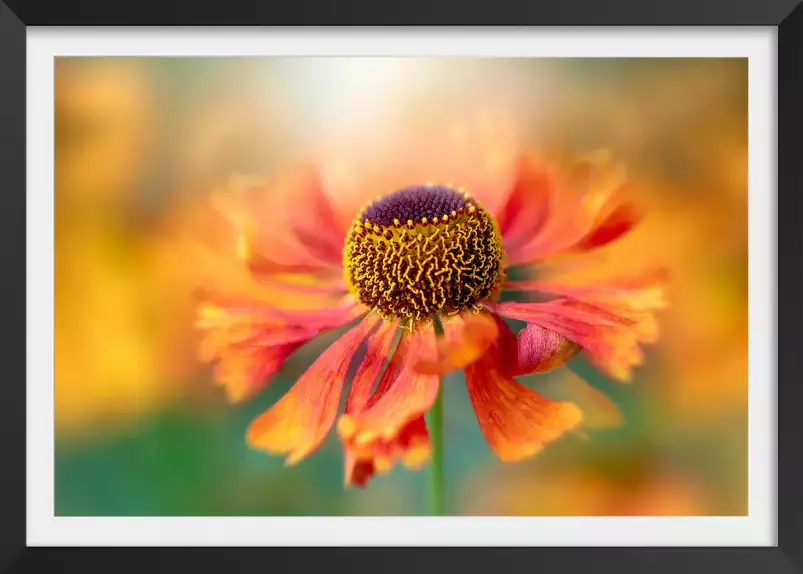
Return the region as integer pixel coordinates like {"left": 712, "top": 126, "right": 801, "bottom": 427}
{"left": 55, "top": 57, "right": 747, "bottom": 516}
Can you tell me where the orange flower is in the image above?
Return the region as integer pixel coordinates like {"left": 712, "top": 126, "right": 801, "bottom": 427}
{"left": 194, "top": 150, "right": 665, "bottom": 487}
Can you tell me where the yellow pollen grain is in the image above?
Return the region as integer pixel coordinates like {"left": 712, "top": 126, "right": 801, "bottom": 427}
{"left": 337, "top": 416, "right": 357, "bottom": 439}
{"left": 403, "top": 446, "right": 431, "bottom": 469}
{"left": 421, "top": 217, "right": 428, "bottom": 224}
{"left": 393, "top": 218, "right": 400, "bottom": 226}
{"left": 355, "top": 431, "right": 377, "bottom": 446}
{"left": 374, "top": 457, "right": 392, "bottom": 475}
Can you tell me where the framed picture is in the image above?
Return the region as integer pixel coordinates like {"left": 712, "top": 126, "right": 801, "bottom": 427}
{"left": 3, "top": 0, "right": 800, "bottom": 571}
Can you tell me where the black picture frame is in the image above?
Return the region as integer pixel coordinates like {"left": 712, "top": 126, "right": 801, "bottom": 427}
{"left": 1, "top": 1, "right": 799, "bottom": 572}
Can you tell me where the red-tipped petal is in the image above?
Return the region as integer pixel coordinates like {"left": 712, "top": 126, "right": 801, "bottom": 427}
{"left": 246, "top": 313, "right": 380, "bottom": 465}
{"left": 342, "top": 416, "right": 431, "bottom": 488}
{"left": 286, "top": 168, "right": 349, "bottom": 266}
{"left": 505, "top": 153, "right": 634, "bottom": 265}
{"left": 496, "top": 155, "right": 553, "bottom": 250}
{"left": 414, "top": 313, "right": 499, "bottom": 375}
{"left": 576, "top": 200, "right": 644, "bottom": 251}
{"left": 516, "top": 323, "right": 581, "bottom": 376}
{"left": 465, "top": 352, "right": 583, "bottom": 462}
{"left": 210, "top": 183, "right": 329, "bottom": 273}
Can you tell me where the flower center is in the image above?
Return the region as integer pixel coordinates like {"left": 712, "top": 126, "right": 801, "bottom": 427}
{"left": 344, "top": 185, "right": 505, "bottom": 326}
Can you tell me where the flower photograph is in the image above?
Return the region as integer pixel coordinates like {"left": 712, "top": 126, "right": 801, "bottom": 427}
{"left": 55, "top": 57, "right": 747, "bottom": 516}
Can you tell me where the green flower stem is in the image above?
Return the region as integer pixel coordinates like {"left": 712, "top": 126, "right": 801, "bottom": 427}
{"left": 426, "top": 381, "right": 445, "bottom": 516}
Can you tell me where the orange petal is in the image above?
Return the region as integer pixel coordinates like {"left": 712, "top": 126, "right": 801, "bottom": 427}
{"left": 185, "top": 184, "right": 352, "bottom": 321}
{"left": 343, "top": 416, "right": 431, "bottom": 488}
{"left": 180, "top": 196, "right": 321, "bottom": 307}
{"left": 210, "top": 172, "right": 346, "bottom": 282}
{"left": 505, "top": 272, "right": 669, "bottom": 315}
{"left": 347, "top": 328, "right": 439, "bottom": 432}
{"left": 345, "top": 320, "right": 399, "bottom": 415}
{"left": 464, "top": 351, "right": 583, "bottom": 462}
{"left": 338, "top": 328, "right": 439, "bottom": 486}
{"left": 246, "top": 313, "right": 380, "bottom": 465}
{"left": 259, "top": 273, "right": 348, "bottom": 296}
{"left": 576, "top": 200, "right": 644, "bottom": 251}
{"left": 494, "top": 300, "right": 633, "bottom": 328}
{"left": 414, "top": 313, "right": 498, "bottom": 375}
{"left": 284, "top": 168, "right": 348, "bottom": 266}
{"left": 211, "top": 183, "right": 327, "bottom": 272}
{"left": 196, "top": 291, "right": 367, "bottom": 331}
{"left": 505, "top": 153, "right": 632, "bottom": 265}
{"left": 211, "top": 342, "right": 305, "bottom": 402}
{"left": 495, "top": 300, "right": 645, "bottom": 382}
{"left": 195, "top": 301, "right": 323, "bottom": 402}
{"left": 516, "top": 323, "right": 581, "bottom": 376}
{"left": 496, "top": 155, "right": 553, "bottom": 250}
{"left": 501, "top": 272, "right": 667, "bottom": 374}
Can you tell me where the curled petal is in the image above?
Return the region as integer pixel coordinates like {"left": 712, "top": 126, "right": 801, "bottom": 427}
{"left": 495, "top": 300, "right": 645, "bottom": 382}
{"left": 246, "top": 313, "right": 380, "bottom": 465}
{"left": 464, "top": 351, "right": 583, "bottom": 462}
{"left": 516, "top": 323, "right": 581, "bottom": 376}
{"left": 414, "top": 313, "right": 498, "bottom": 375}
{"left": 502, "top": 270, "right": 667, "bottom": 375}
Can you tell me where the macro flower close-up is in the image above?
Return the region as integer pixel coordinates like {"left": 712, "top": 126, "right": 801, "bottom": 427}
{"left": 54, "top": 56, "right": 747, "bottom": 519}
{"left": 194, "top": 149, "right": 666, "bottom": 491}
